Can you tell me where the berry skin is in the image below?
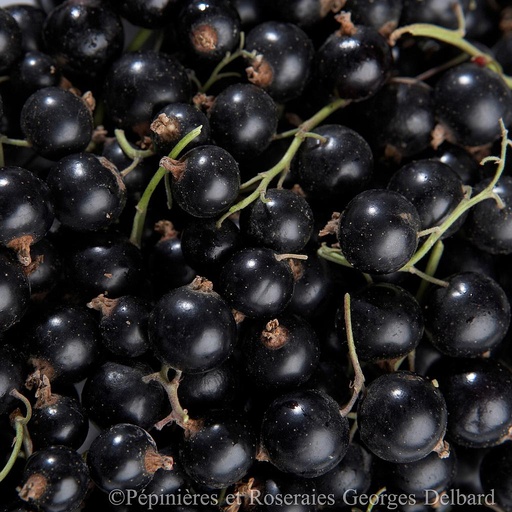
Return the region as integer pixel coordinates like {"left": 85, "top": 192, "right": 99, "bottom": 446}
{"left": 149, "top": 277, "right": 237, "bottom": 373}
{"left": 0, "top": 344, "right": 25, "bottom": 416}
{"left": 0, "top": 9, "right": 22, "bottom": 74}
{"left": 11, "top": 51, "right": 61, "bottom": 97}
{"left": 431, "top": 358, "right": 512, "bottom": 448}
{"left": 208, "top": 83, "right": 278, "bottom": 161}
{"left": 434, "top": 63, "right": 512, "bottom": 147}
{"left": 357, "top": 371, "right": 448, "bottom": 463}
{"left": 103, "top": 51, "right": 191, "bottom": 133}
{"left": 168, "top": 144, "right": 240, "bottom": 218}
{"left": 245, "top": 21, "right": 314, "bottom": 102}
{"left": 316, "top": 16, "right": 393, "bottom": 100}
{"left": 240, "top": 188, "right": 314, "bottom": 253}
{"left": 261, "top": 389, "right": 350, "bottom": 478}
{"left": 179, "top": 410, "right": 256, "bottom": 489}
{"left": 18, "top": 445, "right": 90, "bottom": 512}
{"left": 87, "top": 423, "right": 174, "bottom": 493}
{"left": 480, "top": 442, "right": 512, "bottom": 512}
{"left": 423, "top": 272, "right": 511, "bottom": 358}
{"left": 0, "top": 166, "right": 54, "bottom": 266}
{"left": 20, "top": 87, "right": 93, "bottom": 160}
{"left": 108, "top": 0, "right": 180, "bottom": 29}
{"left": 81, "top": 362, "right": 170, "bottom": 430}
{"left": 46, "top": 153, "right": 126, "bottom": 232}
{"left": 218, "top": 247, "right": 295, "bottom": 318}
{"left": 241, "top": 315, "right": 320, "bottom": 390}
{"left": 337, "top": 189, "right": 421, "bottom": 274}
{"left": 292, "top": 124, "right": 374, "bottom": 206}
{"left": 178, "top": 0, "right": 241, "bottom": 62}
{"left": 387, "top": 159, "right": 465, "bottom": 233}
{"left": 337, "top": 282, "right": 424, "bottom": 362}
{"left": 42, "top": 0, "right": 124, "bottom": 81}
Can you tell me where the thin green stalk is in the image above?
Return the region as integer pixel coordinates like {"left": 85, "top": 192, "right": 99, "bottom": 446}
{"left": 0, "top": 136, "right": 31, "bottom": 147}
{"left": 127, "top": 28, "right": 153, "bottom": 52}
{"left": 416, "top": 240, "right": 445, "bottom": 302}
{"left": 402, "top": 120, "right": 509, "bottom": 270}
{"left": 114, "top": 129, "right": 154, "bottom": 160}
{"left": 216, "top": 98, "right": 349, "bottom": 227}
{"left": 0, "top": 390, "right": 32, "bottom": 482}
{"left": 340, "top": 293, "right": 365, "bottom": 417}
{"left": 366, "top": 487, "right": 387, "bottom": 512}
{"left": 130, "top": 125, "right": 202, "bottom": 247}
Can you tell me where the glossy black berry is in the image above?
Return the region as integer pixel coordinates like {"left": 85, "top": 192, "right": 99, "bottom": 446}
{"left": 104, "top": 51, "right": 191, "bottom": 133}
{"left": 464, "top": 176, "right": 512, "bottom": 255}
{"left": 423, "top": 272, "right": 510, "bottom": 357}
{"left": 87, "top": 423, "right": 174, "bottom": 492}
{"left": 362, "top": 78, "right": 435, "bottom": 160}
{"left": 218, "top": 247, "right": 295, "bottom": 318}
{"left": 179, "top": 410, "right": 256, "bottom": 488}
{"left": 178, "top": 0, "right": 241, "bottom": 62}
{"left": 242, "top": 315, "right": 320, "bottom": 390}
{"left": 383, "top": 449, "right": 457, "bottom": 501}
{"left": 261, "top": 389, "right": 349, "bottom": 478}
{"left": 25, "top": 305, "right": 102, "bottom": 384}
{"left": 108, "top": 0, "right": 180, "bottom": 28}
{"left": 81, "top": 362, "right": 169, "bottom": 430}
{"left": 150, "top": 102, "right": 210, "bottom": 156}
{"left": 431, "top": 358, "right": 512, "bottom": 448}
{"left": 42, "top": 0, "right": 124, "bottom": 80}
{"left": 30, "top": 384, "right": 89, "bottom": 450}
{"left": 387, "top": 159, "right": 465, "bottom": 233}
{"left": 434, "top": 63, "right": 512, "bottom": 147}
{"left": 65, "top": 232, "right": 144, "bottom": 299}
{"left": 20, "top": 87, "right": 93, "bottom": 160}
{"left": 0, "top": 166, "right": 54, "bottom": 265}
{"left": 337, "top": 189, "right": 421, "bottom": 274}
{"left": 149, "top": 220, "right": 196, "bottom": 294}
{"left": 46, "top": 153, "right": 126, "bottom": 232}
{"left": 0, "top": 9, "right": 22, "bottom": 74}
{"left": 180, "top": 218, "right": 242, "bottom": 276}
{"left": 169, "top": 145, "right": 240, "bottom": 218}
{"left": 18, "top": 446, "right": 90, "bottom": 512}
{"left": 0, "top": 251, "right": 30, "bottom": 332}
{"left": 4, "top": 4, "right": 45, "bottom": 52}
{"left": 11, "top": 51, "right": 61, "bottom": 97}
{"left": 313, "top": 442, "right": 372, "bottom": 506}
{"left": 208, "top": 83, "right": 278, "bottom": 160}
{"left": 149, "top": 277, "right": 237, "bottom": 373}
{"left": 292, "top": 124, "right": 373, "bottom": 206}
{"left": 240, "top": 188, "right": 314, "bottom": 253}
{"left": 338, "top": 282, "right": 424, "bottom": 362}
{"left": 316, "top": 16, "right": 393, "bottom": 100}
{"left": 344, "top": 0, "right": 403, "bottom": 33}
{"left": 177, "top": 358, "right": 240, "bottom": 414}
{"left": 88, "top": 294, "right": 150, "bottom": 358}
{"left": 245, "top": 21, "right": 314, "bottom": 102}
{"left": 358, "top": 371, "right": 448, "bottom": 463}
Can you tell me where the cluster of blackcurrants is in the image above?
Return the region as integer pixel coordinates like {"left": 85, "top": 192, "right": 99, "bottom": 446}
{"left": 2, "top": 0, "right": 512, "bottom": 511}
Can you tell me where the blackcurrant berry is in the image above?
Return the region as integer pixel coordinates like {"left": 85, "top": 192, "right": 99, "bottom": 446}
{"left": 149, "top": 277, "right": 237, "bottom": 373}
{"left": 218, "top": 247, "right": 295, "bottom": 318}
{"left": 18, "top": 445, "right": 90, "bottom": 512}
{"left": 261, "top": 389, "right": 350, "bottom": 477}
{"left": 358, "top": 371, "right": 448, "bottom": 463}
{"left": 337, "top": 189, "right": 421, "bottom": 274}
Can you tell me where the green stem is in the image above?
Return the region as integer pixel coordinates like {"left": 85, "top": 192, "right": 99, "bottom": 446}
{"left": 127, "top": 28, "right": 153, "bottom": 52}
{"left": 0, "top": 136, "right": 31, "bottom": 147}
{"left": 0, "top": 390, "right": 32, "bottom": 482}
{"left": 402, "top": 120, "right": 509, "bottom": 270}
{"left": 114, "top": 129, "right": 154, "bottom": 160}
{"left": 390, "top": 22, "right": 512, "bottom": 86}
{"left": 317, "top": 244, "right": 352, "bottom": 267}
{"left": 366, "top": 487, "right": 387, "bottom": 512}
{"left": 340, "top": 293, "right": 365, "bottom": 417}
{"left": 416, "top": 240, "right": 445, "bottom": 302}
{"left": 201, "top": 32, "right": 246, "bottom": 93}
{"left": 216, "top": 98, "right": 349, "bottom": 227}
{"left": 130, "top": 125, "right": 203, "bottom": 247}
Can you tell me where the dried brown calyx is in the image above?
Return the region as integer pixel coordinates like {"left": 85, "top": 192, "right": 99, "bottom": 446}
{"left": 87, "top": 293, "right": 119, "bottom": 317}
{"left": 261, "top": 319, "right": 289, "bottom": 350}
{"left": 192, "top": 24, "right": 218, "bottom": 53}
{"left": 7, "top": 235, "right": 34, "bottom": 266}
{"left": 246, "top": 54, "right": 274, "bottom": 89}
{"left": 154, "top": 220, "right": 179, "bottom": 241}
{"left": 189, "top": 276, "right": 214, "bottom": 293}
{"left": 160, "top": 156, "right": 187, "bottom": 181}
{"left": 335, "top": 11, "right": 358, "bottom": 37}
{"left": 18, "top": 474, "right": 47, "bottom": 502}
{"left": 144, "top": 448, "right": 174, "bottom": 474}
{"left": 150, "top": 113, "right": 181, "bottom": 143}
